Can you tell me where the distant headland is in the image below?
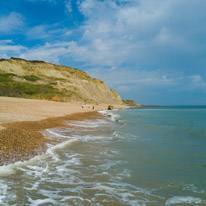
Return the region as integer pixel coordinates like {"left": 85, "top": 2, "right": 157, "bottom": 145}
{"left": 123, "top": 99, "right": 160, "bottom": 107}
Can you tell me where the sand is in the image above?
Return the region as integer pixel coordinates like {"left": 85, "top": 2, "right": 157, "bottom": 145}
{"left": 0, "top": 96, "right": 125, "bottom": 125}
{"left": 0, "top": 96, "right": 126, "bottom": 165}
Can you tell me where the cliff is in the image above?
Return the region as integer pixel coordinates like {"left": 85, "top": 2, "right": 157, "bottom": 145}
{"left": 0, "top": 58, "right": 123, "bottom": 104}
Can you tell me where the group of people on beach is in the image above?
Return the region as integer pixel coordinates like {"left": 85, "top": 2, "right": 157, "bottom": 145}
{"left": 82, "top": 104, "right": 95, "bottom": 110}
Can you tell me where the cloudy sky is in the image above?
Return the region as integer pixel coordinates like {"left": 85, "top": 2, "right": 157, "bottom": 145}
{"left": 0, "top": 0, "right": 206, "bottom": 105}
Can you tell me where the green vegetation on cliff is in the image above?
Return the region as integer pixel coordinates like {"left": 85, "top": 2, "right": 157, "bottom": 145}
{"left": 0, "top": 72, "right": 73, "bottom": 101}
{"left": 123, "top": 99, "right": 135, "bottom": 105}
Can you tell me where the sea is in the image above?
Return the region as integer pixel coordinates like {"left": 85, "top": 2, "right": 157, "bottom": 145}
{"left": 0, "top": 106, "right": 206, "bottom": 206}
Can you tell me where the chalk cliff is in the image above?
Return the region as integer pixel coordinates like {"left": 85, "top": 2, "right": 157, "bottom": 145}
{"left": 0, "top": 58, "right": 123, "bottom": 104}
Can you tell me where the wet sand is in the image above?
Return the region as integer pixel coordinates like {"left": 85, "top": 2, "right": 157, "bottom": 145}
{"left": 0, "top": 97, "right": 126, "bottom": 166}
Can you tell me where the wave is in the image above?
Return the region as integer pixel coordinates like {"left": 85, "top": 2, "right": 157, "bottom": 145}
{"left": 98, "top": 110, "right": 121, "bottom": 122}
{"left": 3, "top": 109, "right": 205, "bottom": 205}
{"left": 165, "top": 196, "right": 205, "bottom": 205}
{"left": 66, "top": 119, "right": 108, "bottom": 128}
{"left": 45, "top": 128, "right": 71, "bottom": 138}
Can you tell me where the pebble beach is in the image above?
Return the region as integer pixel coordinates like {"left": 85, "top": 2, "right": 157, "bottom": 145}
{"left": 0, "top": 96, "right": 125, "bottom": 166}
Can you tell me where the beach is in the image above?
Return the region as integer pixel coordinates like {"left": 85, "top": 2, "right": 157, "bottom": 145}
{"left": 0, "top": 105, "right": 206, "bottom": 205}
{"left": 0, "top": 96, "right": 125, "bottom": 125}
{"left": 0, "top": 96, "right": 125, "bottom": 166}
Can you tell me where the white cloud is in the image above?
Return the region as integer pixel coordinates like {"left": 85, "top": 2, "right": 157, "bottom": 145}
{"left": 26, "top": 23, "right": 73, "bottom": 40}
{"left": 20, "top": 42, "right": 71, "bottom": 64}
{"left": 67, "top": 38, "right": 131, "bottom": 66}
{"left": 0, "top": 45, "right": 26, "bottom": 52}
{"left": 117, "top": 85, "right": 132, "bottom": 92}
{"left": 190, "top": 75, "right": 202, "bottom": 83}
{"left": 0, "top": 39, "right": 13, "bottom": 44}
{"left": 0, "top": 41, "right": 26, "bottom": 59}
{"left": 64, "top": 30, "right": 72, "bottom": 36}
{"left": 87, "top": 66, "right": 206, "bottom": 93}
{"left": 87, "top": 67, "right": 180, "bottom": 89}
{"left": 0, "top": 12, "right": 24, "bottom": 33}
{"left": 65, "top": 0, "right": 206, "bottom": 69}
{"left": 189, "top": 75, "right": 206, "bottom": 90}
{"left": 65, "top": 1, "right": 72, "bottom": 13}
{"left": 70, "top": 0, "right": 170, "bottom": 66}
{"left": 0, "top": 39, "right": 72, "bottom": 65}
{"left": 27, "top": 25, "right": 49, "bottom": 39}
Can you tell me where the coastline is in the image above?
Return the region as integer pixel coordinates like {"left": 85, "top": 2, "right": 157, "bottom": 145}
{"left": 0, "top": 96, "right": 126, "bottom": 166}
{"left": 0, "top": 96, "right": 125, "bottom": 125}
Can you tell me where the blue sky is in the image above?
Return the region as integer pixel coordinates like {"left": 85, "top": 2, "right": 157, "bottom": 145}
{"left": 0, "top": 0, "right": 206, "bottom": 105}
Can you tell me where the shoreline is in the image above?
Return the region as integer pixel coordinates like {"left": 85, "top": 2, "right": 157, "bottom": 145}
{"left": 0, "top": 111, "right": 103, "bottom": 166}
{"left": 0, "top": 96, "right": 125, "bottom": 126}
{"left": 0, "top": 96, "right": 126, "bottom": 166}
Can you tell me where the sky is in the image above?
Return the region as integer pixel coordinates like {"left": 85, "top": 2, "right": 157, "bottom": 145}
{"left": 0, "top": 0, "right": 206, "bottom": 105}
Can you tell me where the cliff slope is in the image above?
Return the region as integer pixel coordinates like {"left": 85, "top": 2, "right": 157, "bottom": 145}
{"left": 0, "top": 58, "right": 123, "bottom": 104}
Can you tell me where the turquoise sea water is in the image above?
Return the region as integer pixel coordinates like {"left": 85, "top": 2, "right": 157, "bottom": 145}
{"left": 0, "top": 106, "right": 206, "bottom": 205}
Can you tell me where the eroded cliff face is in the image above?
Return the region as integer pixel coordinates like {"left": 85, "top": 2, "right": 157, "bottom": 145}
{"left": 0, "top": 58, "right": 123, "bottom": 104}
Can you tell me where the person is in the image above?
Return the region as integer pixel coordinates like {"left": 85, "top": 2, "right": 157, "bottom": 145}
{"left": 92, "top": 106, "right": 94, "bottom": 110}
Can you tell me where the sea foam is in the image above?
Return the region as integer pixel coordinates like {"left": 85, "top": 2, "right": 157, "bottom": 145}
{"left": 165, "top": 196, "right": 204, "bottom": 205}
